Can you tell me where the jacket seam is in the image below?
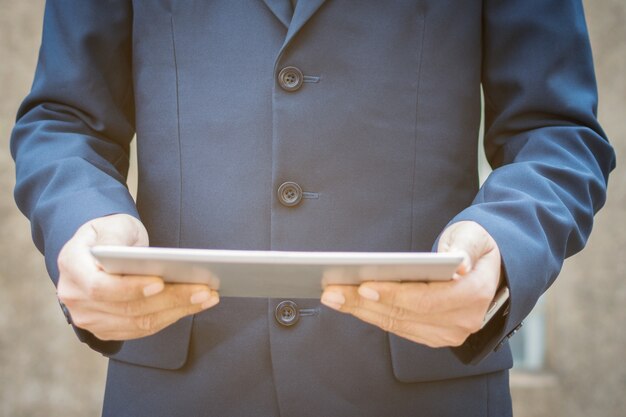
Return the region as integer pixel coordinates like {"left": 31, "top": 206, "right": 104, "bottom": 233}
{"left": 170, "top": 14, "right": 183, "bottom": 248}
{"left": 409, "top": 15, "right": 426, "bottom": 251}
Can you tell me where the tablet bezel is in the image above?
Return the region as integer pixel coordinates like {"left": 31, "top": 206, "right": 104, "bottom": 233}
{"left": 90, "top": 246, "right": 464, "bottom": 298}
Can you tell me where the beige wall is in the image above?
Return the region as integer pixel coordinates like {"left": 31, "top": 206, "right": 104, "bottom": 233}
{"left": 0, "top": 1, "right": 624, "bottom": 416}
{"left": 513, "top": 1, "right": 626, "bottom": 416}
{"left": 0, "top": 3, "right": 107, "bottom": 417}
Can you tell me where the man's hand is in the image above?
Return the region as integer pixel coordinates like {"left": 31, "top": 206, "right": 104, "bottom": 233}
{"left": 56, "top": 214, "right": 219, "bottom": 341}
{"left": 320, "top": 221, "right": 501, "bottom": 348}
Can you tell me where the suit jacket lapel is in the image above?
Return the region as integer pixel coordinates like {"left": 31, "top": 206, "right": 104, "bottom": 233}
{"left": 283, "top": 0, "right": 327, "bottom": 47}
{"left": 261, "top": 0, "right": 293, "bottom": 29}
{"left": 262, "top": 0, "right": 329, "bottom": 70}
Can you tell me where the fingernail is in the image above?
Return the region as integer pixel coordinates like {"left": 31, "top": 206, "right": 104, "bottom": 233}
{"left": 201, "top": 296, "right": 219, "bottom": 310}
{"left": 190, "top": 291, "right": 211, "bottom": 304}
{"left": 358, "top": 286, "right": 380, "bottom": 301}
{"left": 143, "top": 282, "right": 164, "bottom": 297}
{"left": 321, "top": 291, "right": 345, "bottom": 309}
{"left": 321, "top": 300, "right": 343, "bottom": 310}
{"left": 461, "top": 253, "right": 472, "bottom": 273}
{"left": 451, "top": 249, "right": 472, "bottom": 274}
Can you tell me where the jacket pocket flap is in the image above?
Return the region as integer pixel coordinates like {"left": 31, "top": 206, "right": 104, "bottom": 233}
{"left": 389, "top": 334, "right": 513, "bottom": 383}
{"left": 108, "top": 316, "right": 193, "bottom": 370}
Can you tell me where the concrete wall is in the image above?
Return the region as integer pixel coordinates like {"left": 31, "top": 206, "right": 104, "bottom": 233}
{"left": 0, "top": 1, "right": 624, "bottom": 416}
{"left": 0, "top": 3, "right": 107, "bottom": 416}
{"left": 512, "top": 1, "right": 626, "bottom": 416}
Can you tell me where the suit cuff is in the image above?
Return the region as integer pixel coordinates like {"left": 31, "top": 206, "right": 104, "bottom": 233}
{"left": 42, "top": 187, "right": 139, "bottom": 285}
{"left": 450, "top": 264, "right": 518, "bottom": 365}
{"left": 43, "top": 190, "right": 138, "bottom": 353}
{"left": 432, "top": 213, "right": 531, "bottom": 365}
{"left": 58, "top": 298, "right": 123, "bottom": 355}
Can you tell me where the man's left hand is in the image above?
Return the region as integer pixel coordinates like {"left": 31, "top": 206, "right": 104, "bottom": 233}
{"left": 320, "top": 221, "right": 502, "bottom": 348}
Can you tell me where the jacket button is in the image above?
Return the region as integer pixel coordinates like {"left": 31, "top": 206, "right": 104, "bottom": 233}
{"left": 507, "top": 322, "right": 524, "bottom": 339}
{"left": 277, "top": 181, "right": 303, "bottom": 207}
{"left": 278, "top": 66, "right": 304, "bottom": 92}
{"left": 275, "top": 300, "right": 300, "bottom": 327}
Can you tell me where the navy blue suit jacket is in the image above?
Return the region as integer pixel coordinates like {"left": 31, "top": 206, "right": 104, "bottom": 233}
{"left": 11, "top": 0, "right": 615, "bottom": 415}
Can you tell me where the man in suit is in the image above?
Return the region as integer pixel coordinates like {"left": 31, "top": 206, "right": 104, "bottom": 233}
{"left": 11, "top": 1, "right": 615, "bottom": 416}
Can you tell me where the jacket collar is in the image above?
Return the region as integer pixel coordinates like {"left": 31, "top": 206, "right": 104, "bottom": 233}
{"left": 262, "top": 0, "right": 327, "bottom": 48}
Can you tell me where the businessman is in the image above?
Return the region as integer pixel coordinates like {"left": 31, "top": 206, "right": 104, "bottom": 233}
{"left": 11, "top": 1, "right": 615, "bottom": 416}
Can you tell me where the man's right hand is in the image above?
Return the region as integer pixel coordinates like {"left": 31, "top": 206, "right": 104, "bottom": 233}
{"left": 56, "top": 214, "right": 219, "bottom": 341}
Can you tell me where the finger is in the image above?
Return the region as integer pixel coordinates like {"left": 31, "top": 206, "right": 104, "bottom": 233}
{"left": 357, "top": 281, "right": 457, "bottom": 315}
{"left": 85, "top": 285, "right": 218, "bottom": 316}
{"left": 322, "top": 285, "right": 414, "bottom": 323}
{"left": 90, "top": 214, "right": 149, "bottom": 247}
{"left": 131, "top": 297, "right": 219, "bottom": 334}
{"left": 77, "top": 272, "right": 167, "bottom": 303}
{"left": 57, "top": 257, "right": 158, "bottom": 306}
{"left": 390, "top": 323, "right": 471, "bottom": 348}
{"left": 59, "top": 250, "right": 166, "bottom": 303}
{"left": 78, "top": 295, "right": 220, "bottom": 341}
{"left": 127, "top": 298, "right": 219, "bottom": 337}
{"left": 341, "top": 278, "right": 478, "bottom": 315}
{"left": 58, "top": 235, "right": 163, "bottom": 304}
{"left": 438, "top": 221, "right": 493, "bottom": 274}
{"left": 322, "top": 284, "right": 482, "bottom": 329}
{"left": 322, "top": 287, "right": 466, "bottom": 345}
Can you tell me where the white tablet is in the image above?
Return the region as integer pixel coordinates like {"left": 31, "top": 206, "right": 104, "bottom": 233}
{"left": 91, "top": 246, "right": 464, "bottom": 299}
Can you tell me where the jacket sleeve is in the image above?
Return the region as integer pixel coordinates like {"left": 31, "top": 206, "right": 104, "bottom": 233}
{"left": 10, "top": 0, "right": 137, "bottom": 353}
{"left": 448, "top": 0, "right": 616, "bottom": 364}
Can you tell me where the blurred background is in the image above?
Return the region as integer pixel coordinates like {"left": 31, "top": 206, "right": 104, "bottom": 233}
{"left": 1, "top": 1, "right": 624, "bottom": 416}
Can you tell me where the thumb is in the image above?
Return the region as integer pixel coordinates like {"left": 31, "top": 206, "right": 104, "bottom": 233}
{"left": 90, "top": 214, "right": 149, "bottom": 247}
{"left": 438, "top": 221, "right": 491, "bottom": 275}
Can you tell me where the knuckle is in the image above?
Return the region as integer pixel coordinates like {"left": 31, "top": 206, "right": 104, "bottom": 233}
{"left": 92, "top": 331, "right": 106, "bottom": 340}
{"left": 91, "top": 329, "right": 120, "bottom": 341}
{"left": 71, "top": 314, "right": 90, "bottom": 330}
{"left": 423, "top": 338, "right": 445, "bottom": 349}
{"left": 470, "top": 316, "right": 484, "bottom": 333}
{"left": 476, "top": 285, "right": 494, "bottom": 304}
{"left": 57, "top": 283, "right": 81, "bottom": 306}
{"left": 449, "top": 338, "right": 465, "bottom": 347}
{"left": 415, "top": 291, "right": 433, "bottom": 315}
{"left": 56, "top": 286, "right": 72, "bottom": 304}
{"left": 95, "top": 332, "right": 116, "bottom": 341}
{"left": 84, "top": 280, "right": 103, "bottom": 300}
{"left": 460, "top": 315, "right": 483, "bottom": 334}
{"left": 448, "top": 330, "right": 470, "bottom": 347}
{"left": 381, "top": 314, "right": 397, "bottom": 333}
{"left": 185, "top": 305, "right": 203, "bottom": 318}
{"left": 389, "top": 305, "right": 407, "bottom": 321}
{"left": 432, "top": 341, "right": 447, "bottom": 349}
{"left": 467, "top": 279, "right": 492, "bottom": 306}
{"left": 447, "top": 339, "right": 462, "bottom": 348}
{"left": 61, "top": 299, "right": 78, "bottom": 313}
{"left": 159, "top": 291, "right": 184, "bottom": 311}
{"left": 122, "top": 301, "right": 142, "bottom": 317}
{"left": 135, "top": 314, "right": 161, "bottom": 334}
{"left": 388, "top": 289, "right": 402, "bottom": 313}
{"left": 135, "top": 315, "right": 154, "bottom": 332}
{"left": 354, "top": 294, "right": 367, "bottom": 309}
{"left": 177, "top": 286, "right": 198, "bottom": 305}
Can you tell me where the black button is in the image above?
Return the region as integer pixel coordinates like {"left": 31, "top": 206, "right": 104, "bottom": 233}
{"left": 275, "top": 300, "right": 300, "bottom": 326}
{"left": 494, "top": 322, "right": 524, "bottom": 352}
{"left": 507, "top": 322, "right": 524, "bottom": 339}
{"left": 277, "top": 181, "right": 303, "bottom": 207}
{"left": 278, "top": 66, "right": 304, "bottom": 92}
